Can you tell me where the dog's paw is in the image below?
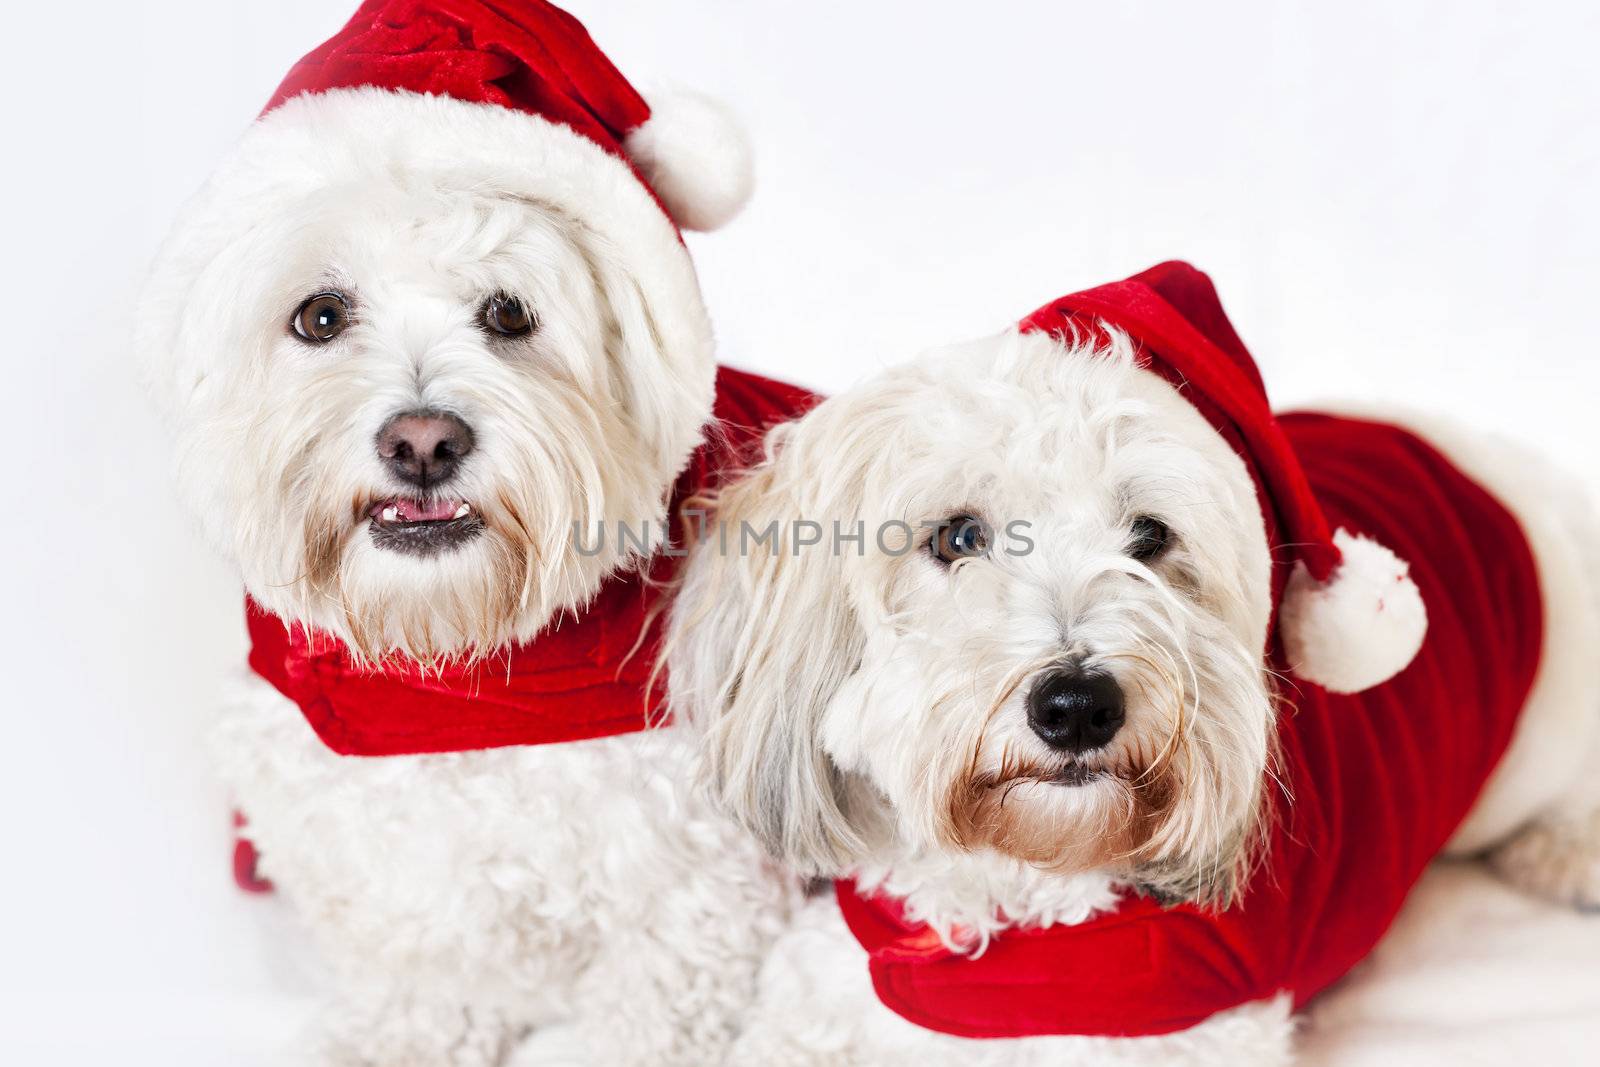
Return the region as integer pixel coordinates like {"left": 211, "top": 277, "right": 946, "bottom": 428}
{"left": 503, "top": 1023, "right": 589, "bottom": 1067}
{"left": 1490, "top": 812, "right": 1600, "bottom": 911}
{"left": 506, "top": 1018, "right": 722, "bottom": 1067}
{"left": 308, "top": 997, "right": 512, "bottom": 1067}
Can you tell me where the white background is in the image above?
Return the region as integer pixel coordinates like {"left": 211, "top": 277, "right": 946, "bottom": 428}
{"left": 4, "top": 1, "right": 1599, "bottom": 1063}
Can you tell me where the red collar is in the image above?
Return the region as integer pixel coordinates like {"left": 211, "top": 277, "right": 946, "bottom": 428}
{"left": 246, "top": 366, "right": 817, "bottom": 757}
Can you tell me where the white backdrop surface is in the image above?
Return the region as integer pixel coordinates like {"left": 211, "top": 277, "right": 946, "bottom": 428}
{"left": 3, "top": 2, "right": 1599, "bottom": 1063}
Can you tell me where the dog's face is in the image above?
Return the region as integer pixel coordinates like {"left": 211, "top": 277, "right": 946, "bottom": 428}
{"left": 140, "top": 100, "right": 713, "bottom": 661}
{"left": 670, "top": 330, "right": 1275, "bottom": 903}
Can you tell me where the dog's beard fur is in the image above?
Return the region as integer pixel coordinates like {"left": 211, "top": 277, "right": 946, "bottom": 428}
{"left": 150, "top": 179, "right": 705, "bottom": 663}
{"left": 279, "top": 366, "right": 664, "bottom": 662}
{"left": 670, "top": 330, "right": 1277, "bottom": 906}
{"left": 916, "top": 588, "right": 1273, "bottom": 905}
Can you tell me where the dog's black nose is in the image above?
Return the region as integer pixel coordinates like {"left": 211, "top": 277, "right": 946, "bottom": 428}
{"left": 1026, "top": 669, "right": 1125, "bottom": 753}
{"left": 376, "top": 411, "right": 474, "bottom": 489}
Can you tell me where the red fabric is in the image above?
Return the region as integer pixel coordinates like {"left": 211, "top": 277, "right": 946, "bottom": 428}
{"left": 840, "top": 281, "right": 1544, "bottom": 1038}
{"left": 263, "top": 1, "right": 656, "bottom": 203}
{"left": 245, "top": 366, "right": 817, "bottom": 757}
{"left": 230, "top": 812, "right": 273, "bottom": 893}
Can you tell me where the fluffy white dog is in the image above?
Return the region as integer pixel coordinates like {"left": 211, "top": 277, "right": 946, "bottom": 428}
{"left": 667, "top": 265, "right": 1600, "bottom": 1065}
{"left": 137, "top": 3, "right": 794, "bottom": 1064}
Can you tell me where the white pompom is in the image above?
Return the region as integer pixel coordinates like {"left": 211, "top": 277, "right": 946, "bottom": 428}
{"left": 1280, "top": 528, "right": 1428, "bottom": 694}
{"left": 624, "top": 90, "right": 753, "bottom": 232}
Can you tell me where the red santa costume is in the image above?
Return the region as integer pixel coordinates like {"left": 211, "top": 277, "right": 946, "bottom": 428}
{"left": 836, "top": 262, "right": 1544, "bottom": 1038}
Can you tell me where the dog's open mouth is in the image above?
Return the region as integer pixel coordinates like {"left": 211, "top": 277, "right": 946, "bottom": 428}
{"left": 367, "top": 497, "right": 483, "bottom": 556}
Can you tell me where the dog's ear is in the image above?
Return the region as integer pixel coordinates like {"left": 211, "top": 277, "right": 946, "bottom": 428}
{"left": 666, "top": 420, "right": 869, "bottom": 875}
{"left": 570, "top": 221, "right": 715, "bottom": 482}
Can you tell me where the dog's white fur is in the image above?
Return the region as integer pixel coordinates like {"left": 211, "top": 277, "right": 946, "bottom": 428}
{"left": 667, "top": 329, "right": 1600, "bottom": 1064}
{"left": 139, "top": 88, "right": 788, "bottom": 1065}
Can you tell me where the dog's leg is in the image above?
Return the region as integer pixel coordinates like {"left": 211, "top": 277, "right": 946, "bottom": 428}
{"left": 215, "top": 673, "right": 594, "bottom": 1066}
{"left": 508, "top": 730, "right": 795, "bottom": 1067}
{"left": 305, "top": 987, "right": 514, "bottom": 1067}
{"left": 511, "top": 905, "right": 777, "bottom": 1067}
{"left": 1486, "top": 639, "right": 1600, "bottom": 911}
{"left": 1489, "top": 807, "right": 1600, "bottom": 910}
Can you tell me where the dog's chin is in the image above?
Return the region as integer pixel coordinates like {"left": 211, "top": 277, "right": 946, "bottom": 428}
{"left": 365, "top": 495, "right": 485, "bottom": 558}
{"left": 942, "top": 758, "right": 1177, "bottom": 875}
{"left": 288, "top": 501, "right": 544, "bottom": 663}
{"left": 280, "top": 475, "right": 653, "bottom": 663}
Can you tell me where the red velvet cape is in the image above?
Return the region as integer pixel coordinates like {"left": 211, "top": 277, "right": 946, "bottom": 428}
{"left": 837, "top": 280, "right": 1544, "bottom": 1038}
{"left": 245, "top": 366, "right": 816, "bottom": 757}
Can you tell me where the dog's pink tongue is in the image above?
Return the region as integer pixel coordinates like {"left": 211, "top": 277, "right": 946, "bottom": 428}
{"left": 379, "top": 498, "right": 465, "bottom": 522}
{"left": 411, "top": 498, "right": 465, "bottom": 521}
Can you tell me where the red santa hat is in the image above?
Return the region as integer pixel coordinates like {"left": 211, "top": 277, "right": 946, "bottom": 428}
{"left": 1023, "top": 262, "right": 1427, "bottom": 694}
{"left": 263, "top": 0, "right": 752, "bottom": 232}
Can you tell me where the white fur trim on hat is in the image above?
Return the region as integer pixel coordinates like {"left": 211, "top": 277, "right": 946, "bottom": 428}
{"left": 625, "top": 90, "right": 753, "bottom": 232}
{"left": 1280, "top": 528, "right": 1428, "bottom": 694}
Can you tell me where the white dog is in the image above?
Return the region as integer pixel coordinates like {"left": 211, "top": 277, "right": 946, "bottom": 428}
{"left": 667, "top": 263, "right": 1600, "bottom": 1065}
{"left": 137, "top": 2, "right": 796, "bottom": 1064}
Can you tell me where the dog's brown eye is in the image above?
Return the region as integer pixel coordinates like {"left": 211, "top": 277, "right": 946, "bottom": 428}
{"left": 291, "top": 292, "right": 350, "bottom": 343}
{"left": 481, "top": 293, "right": 535, "bottom": 337}
{"left": 931, "top": 514, "right": 990, "bottom": 565}
{"left": 1128, "top": 516, "right": 1171, "bottom": 563}
{"left": 291, "top": 292, "right": 350, "bottom": 342}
